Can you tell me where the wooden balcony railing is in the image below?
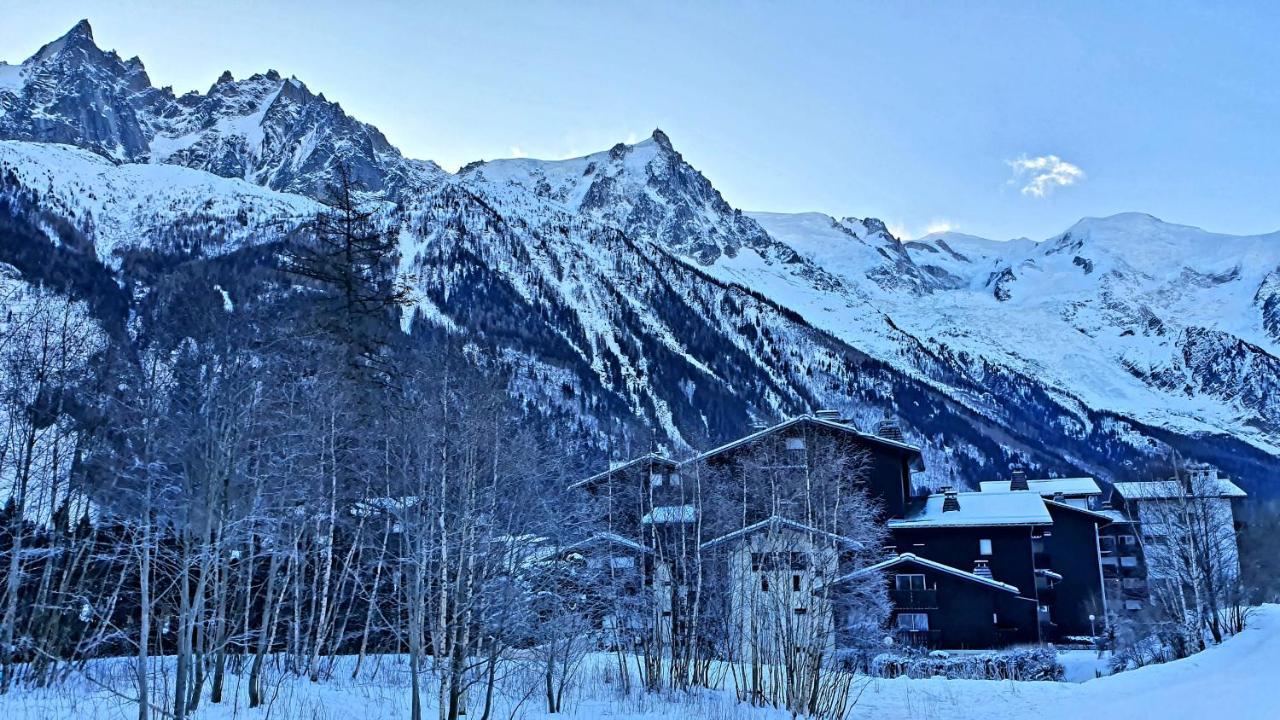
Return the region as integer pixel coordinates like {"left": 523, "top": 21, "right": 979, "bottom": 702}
{"left": 890, "top": 589, "right": 939, "bottom": 609}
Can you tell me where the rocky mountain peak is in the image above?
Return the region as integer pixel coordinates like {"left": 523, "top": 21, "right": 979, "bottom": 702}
{"left": 861, "top": 217, "right": 893, "bottom": 239}
{"left": 650, "top": 127, "right": 674, "bottom": 151}
{"left": 28, "top": 20, "right": 98, "bottom": 64}
{"left": 0, "top": 23, "right": 444, "bottom": 201}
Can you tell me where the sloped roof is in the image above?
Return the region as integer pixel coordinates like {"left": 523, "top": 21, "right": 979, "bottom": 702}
{"left": 691, "top": 414, "right": 925, "bottom": 470}
{"left": 1043, "top": 499, "right": 1117, "bottom": 522}
{"left": 701, "top": 515, "right": 864, "bottom": 551}
{"left": 571, "top": 414, "right": 925, "bottom": 492}
{"left": 889, "top": 491, "right": 1053, "bottom": 529}
{"left": 1095, "top": 509, "right": 1135, "bottom": 524}
{"left": 641, "top": 504, "right": 697, "bottom": 524}
{"left": 832, "top": 553, "right": 1020, "bottom": 594}
{"left": 569, "top": 452, "right": 677, "bottom": 490}
{"left": 560, "top": 532, "right": 651, "bottom": 555}
{"left": 1112, "top": 479, "right": 1247, "bottom": 500}
{"left": 979, "top": 477, "right": 1102, "bottom": 497}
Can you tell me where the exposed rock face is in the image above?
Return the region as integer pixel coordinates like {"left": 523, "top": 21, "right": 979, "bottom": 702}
{"left": 0, "top": 20, "right": 443, "bottom": 200}
{"left": 0, "top": 21, "right": 164, "bottom": 160}
{"left": 459, "top": 129, "right": 784, "bottom": 265}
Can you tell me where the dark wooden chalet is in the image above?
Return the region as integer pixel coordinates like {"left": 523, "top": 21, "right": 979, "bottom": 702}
{"left": 1039, "top": 499, "right": 1111, "bottom": 636}
{"left": 887, "top": 488, "right": 1048, "bottom": 644}
{"left": 835, "top": 553, "right": 1030, "bottom": 649}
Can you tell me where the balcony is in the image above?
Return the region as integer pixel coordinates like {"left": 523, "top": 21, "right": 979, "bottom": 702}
{"left": 890, "top": 589, "right": 939, "bottom": 610}
{"left": 1121, "top": 579, "right": 1148, "bottom": 597}
{"left": 896, "top": 628, "right": 943, "bottom": 647}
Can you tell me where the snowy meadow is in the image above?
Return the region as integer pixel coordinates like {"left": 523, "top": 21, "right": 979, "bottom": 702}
{"left": 2, "top": 605, "right": 1275, "bottom": 720}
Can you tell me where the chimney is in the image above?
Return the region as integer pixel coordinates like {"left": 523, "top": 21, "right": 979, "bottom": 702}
{"left": 875, "top": 407, "right": 905, "bottom": 442}
{"left": 941, "top": 487, "right": 961, "bottom": 513}
{"left": 1010, "top": 465, "right": 1029, "bottom": 491}
{"left": 973, "top": 560, "right": 993, "bottom": 579}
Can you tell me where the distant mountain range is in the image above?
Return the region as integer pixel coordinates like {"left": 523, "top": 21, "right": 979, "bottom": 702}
{"left": 3, "top": 21, "right": 1277, "bottom": 495}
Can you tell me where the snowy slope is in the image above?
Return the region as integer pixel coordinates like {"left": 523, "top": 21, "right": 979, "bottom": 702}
{"left": 0, "top": 140, "right": 320, "bottom": 262}
{"left": 740, "top": 210, "right": 1280, "bottom": 462}
{"left": 460, "top": 130, "right": 784, "bottom": 264}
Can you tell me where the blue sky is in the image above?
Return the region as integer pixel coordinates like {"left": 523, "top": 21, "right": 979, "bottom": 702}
{"left": 2, "top": 0, "right": 1277, "bottom": 240}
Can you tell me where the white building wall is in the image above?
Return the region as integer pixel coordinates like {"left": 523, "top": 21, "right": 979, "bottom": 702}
{"left": 723, "top": 529, "right": 838, "bottom": 661}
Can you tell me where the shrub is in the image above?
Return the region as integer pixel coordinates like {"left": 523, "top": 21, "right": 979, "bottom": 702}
{"left": 870, "top": 647, "right": 1064, "bottom": 681}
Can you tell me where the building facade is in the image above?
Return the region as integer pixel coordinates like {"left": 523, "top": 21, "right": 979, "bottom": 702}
{"left": 564, "top": 414, "right": 1247, "bottom": 651}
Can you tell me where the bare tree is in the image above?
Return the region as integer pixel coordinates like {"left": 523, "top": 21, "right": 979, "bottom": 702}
{"left": 0, "top": 280, "right": 104, "bottom": 693}
{"left": 1136, "top": 458, "right": 1244, "bottom": 654}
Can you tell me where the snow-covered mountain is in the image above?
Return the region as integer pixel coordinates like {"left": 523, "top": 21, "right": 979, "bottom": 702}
{"left": 737, "top": 211, "right": 1280, "bottom": 454}
{"left": 2, "top": 21, "right": 1276, "bottom": 495}
{"left": 0, "top": 20, "right": 441, "bottom": 198}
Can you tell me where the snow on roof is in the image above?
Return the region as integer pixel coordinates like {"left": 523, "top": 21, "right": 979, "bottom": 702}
{"left": 889, "top": 491, "right": 1053, "bottom": 529}
{"left": 978, "top": 477, "right": 1102, "bottom": 496}
{"left": 569, "top": 452, "right": 676, "bottom": 490}
{"left": 833, "top": 553, "right": 1020, "bottom": 594}
{"left": 641, "top": 504, "right": 697, "bottom": 524}
{"left": 1036, "top": 569, "right": 1064, "bottom": 581}
{"left": 691, "top": 414, "right": 924, "bottom": 468}
{"left": 1043, "top": 499, "right": 1117, "bottom": 522}
{"left": 571, "top": 414, "right": 926, "bottom": 493}
{"left": 1096, "top": 509, "right": 1134, "bottom": 524}
{"left": 1112, "top": 479, "right": 1247, "bottom": 500}
{"left": 351, "top": 495, "right": 423, "bottom": 517}
{"left": 700, "top": 515, "right": 863, "bottom": 551}
{"left": 561, "top": 532, "right": 651, "bottom": 555}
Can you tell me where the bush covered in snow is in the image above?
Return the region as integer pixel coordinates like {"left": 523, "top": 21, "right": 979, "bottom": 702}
{"left": 870, "top": 648, "right": 1065, "bottom": 681}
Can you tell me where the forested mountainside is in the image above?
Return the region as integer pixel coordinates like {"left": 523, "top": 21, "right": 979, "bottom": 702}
{"left": 2, "top": 21, "right": 1277, "bottom": 494}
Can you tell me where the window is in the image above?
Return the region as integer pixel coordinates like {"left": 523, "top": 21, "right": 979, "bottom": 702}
{"left": 761, "top": 578, "right": 770, "bottom": 592}
{"left": 979, "top": 539, "right": 993, "bottom": 556}
{"left": 610, "top": 556, "right": 635, "bottom": 570}
{"left": 1119, "top": 535, "right": 1137, "bottom": 546}
{"left": 895, "top": 574, "right": 926, "bottom": 591}
{"left": 992, "top": 613, "right": 999, "bottom": 624}
{"left": 792, "top": 575, "right": 802, "bottom": 592}
{"left": 1125, "top": 600, "right": 1143, "bottom": 611}
{"left": 650, "top": 473, "right": 664, "bottom": 488}
{"left": 1099, "top": 537, "right": 1116, "bottom": 551}
{"left": 794, "top": 607, "right": 808, "bottom": 615}
{"left": 786, "top": 437, "right": 806, "bottom": 451}
{"left": 1120, "top": 557, "right": 1139, "bottom": 568}
{"left": 668, "top": 473, "right": 682, "bottom": 487}
{"left": 896, "top": 613, "right": 929, "bottom": 631}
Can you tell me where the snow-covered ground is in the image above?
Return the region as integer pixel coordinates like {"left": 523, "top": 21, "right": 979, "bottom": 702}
{"left": 2, "top": 606, "right": 1273, "bottom": 719}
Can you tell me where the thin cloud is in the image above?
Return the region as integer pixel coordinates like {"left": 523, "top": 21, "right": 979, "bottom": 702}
{"left": 886, "top": 219, "right": 956, "bottom": 240}
{"left": 923, "top": 219, "right": 956, "bottom": 235}
{"left": 1008, "top": 154, "right": 1084, "bottom": 198}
